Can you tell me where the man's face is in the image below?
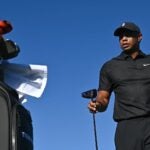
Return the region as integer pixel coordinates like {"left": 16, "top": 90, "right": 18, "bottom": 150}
{"left": 119, "top": 30, "right": 142, "bottom": 52}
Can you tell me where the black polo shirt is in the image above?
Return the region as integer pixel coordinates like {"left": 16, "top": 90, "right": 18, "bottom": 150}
{"left": 99, "top": 51, "right": 150, "bottom": 122}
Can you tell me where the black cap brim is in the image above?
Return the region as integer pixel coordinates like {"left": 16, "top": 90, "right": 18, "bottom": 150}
{"left": 114, "top": 28, "right": 133, "bottom": 36}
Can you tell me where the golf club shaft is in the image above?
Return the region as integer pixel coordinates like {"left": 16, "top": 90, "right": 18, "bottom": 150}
{"left": 93, "top": 113, "right": 98, "bottom": 150}
{"left": 92, "top": 98, "right": 99, "bottom": 150}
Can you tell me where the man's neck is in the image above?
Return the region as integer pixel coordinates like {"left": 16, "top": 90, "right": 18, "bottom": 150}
{"left": 124, "top": 48, "right": 140, "bottom": 59}
{"left": 130, "top": 51, "right": 140, "bottom": 59}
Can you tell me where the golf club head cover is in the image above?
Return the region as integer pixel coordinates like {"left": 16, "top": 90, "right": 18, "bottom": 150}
{"left": 0, "top": 38, "right": 20, "bottom": 60}
{"left": 0, "top": 20, "right": 13, "bottom": 35}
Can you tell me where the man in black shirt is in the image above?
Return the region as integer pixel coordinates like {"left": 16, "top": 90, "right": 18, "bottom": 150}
{"left": 88, "top": 22, "right": 150, "bottom": 150}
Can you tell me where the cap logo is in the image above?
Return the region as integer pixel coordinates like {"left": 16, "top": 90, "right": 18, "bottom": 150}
{"left": 121, "top": 23, "right": 126, "bottom": 27}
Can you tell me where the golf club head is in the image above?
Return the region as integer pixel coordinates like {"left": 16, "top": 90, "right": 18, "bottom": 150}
{"left": 81, "top": 89, "right": 97, "bottom": 99}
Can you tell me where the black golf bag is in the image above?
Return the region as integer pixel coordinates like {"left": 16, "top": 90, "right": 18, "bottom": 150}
{"left": 0, "top": 81, "right": 33, "bottom": 150}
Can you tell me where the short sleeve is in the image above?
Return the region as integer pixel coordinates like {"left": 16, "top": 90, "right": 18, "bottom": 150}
{"left": 98, "top": 63, "right": 113, "bottom": 93}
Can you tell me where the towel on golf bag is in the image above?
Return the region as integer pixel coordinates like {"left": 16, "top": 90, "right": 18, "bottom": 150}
{"left": 1, "top": 61, "right": 48, "bottom": 103}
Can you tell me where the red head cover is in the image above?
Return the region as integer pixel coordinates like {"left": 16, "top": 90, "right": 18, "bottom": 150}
{"left": 0, "top": 20, "right": 13, "bottom": 35}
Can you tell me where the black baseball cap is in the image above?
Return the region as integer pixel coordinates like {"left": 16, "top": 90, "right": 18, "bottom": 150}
{"left": 114, "top": 22, "right": 141, "bottom": 36}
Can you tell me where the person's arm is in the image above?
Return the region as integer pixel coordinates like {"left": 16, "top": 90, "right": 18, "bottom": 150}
{"left": 88, "top": 90, "right": 110, "bottom": 113}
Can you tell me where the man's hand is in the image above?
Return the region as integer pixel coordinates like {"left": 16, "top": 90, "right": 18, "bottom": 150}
{"left": 88, "top": 90, "right": 110, "bottom": 113}
{"left": 88, "top": 101, "right": 101, "bottom": 113}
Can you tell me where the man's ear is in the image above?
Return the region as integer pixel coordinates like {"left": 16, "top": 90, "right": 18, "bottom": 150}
{"left": 138, "top": 33, "right": 142, "bottom": 42}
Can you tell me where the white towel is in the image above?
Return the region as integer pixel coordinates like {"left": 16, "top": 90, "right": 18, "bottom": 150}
{"left": 2, "top": 62, "right": 48, "bottom": 103}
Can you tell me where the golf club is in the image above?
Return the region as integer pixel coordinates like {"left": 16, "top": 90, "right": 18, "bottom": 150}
{"left": 81, "top": 89, "right": 99, "bottom": 150}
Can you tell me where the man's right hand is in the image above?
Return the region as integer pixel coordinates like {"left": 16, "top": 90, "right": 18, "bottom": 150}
{"left": 88, "top": 90, "right": 110, "bottom": 113}
{"left": 88, "top": 101, "right": 101, "bottom": 113}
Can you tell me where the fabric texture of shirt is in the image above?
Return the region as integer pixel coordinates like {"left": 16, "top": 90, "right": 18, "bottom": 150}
{"left": 99, "top": 50, "right": 150, "bottom": 121}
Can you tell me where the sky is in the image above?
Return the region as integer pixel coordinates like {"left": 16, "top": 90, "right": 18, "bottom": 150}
{"left": 1, "top": 0, "right": 150, "bottom": 150}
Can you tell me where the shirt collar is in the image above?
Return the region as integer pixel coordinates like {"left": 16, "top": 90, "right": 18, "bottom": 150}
{"left": 116, "top": 50, "right": 147, "bottom": 60}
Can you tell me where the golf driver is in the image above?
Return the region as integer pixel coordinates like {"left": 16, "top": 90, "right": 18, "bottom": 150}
{"left": 81, "top": 89, "right": 99, "bottom": 150}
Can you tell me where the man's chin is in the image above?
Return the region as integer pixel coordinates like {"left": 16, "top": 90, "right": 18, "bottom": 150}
{"left": 123, "top": 49, "right": 138, "bottom": 54}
